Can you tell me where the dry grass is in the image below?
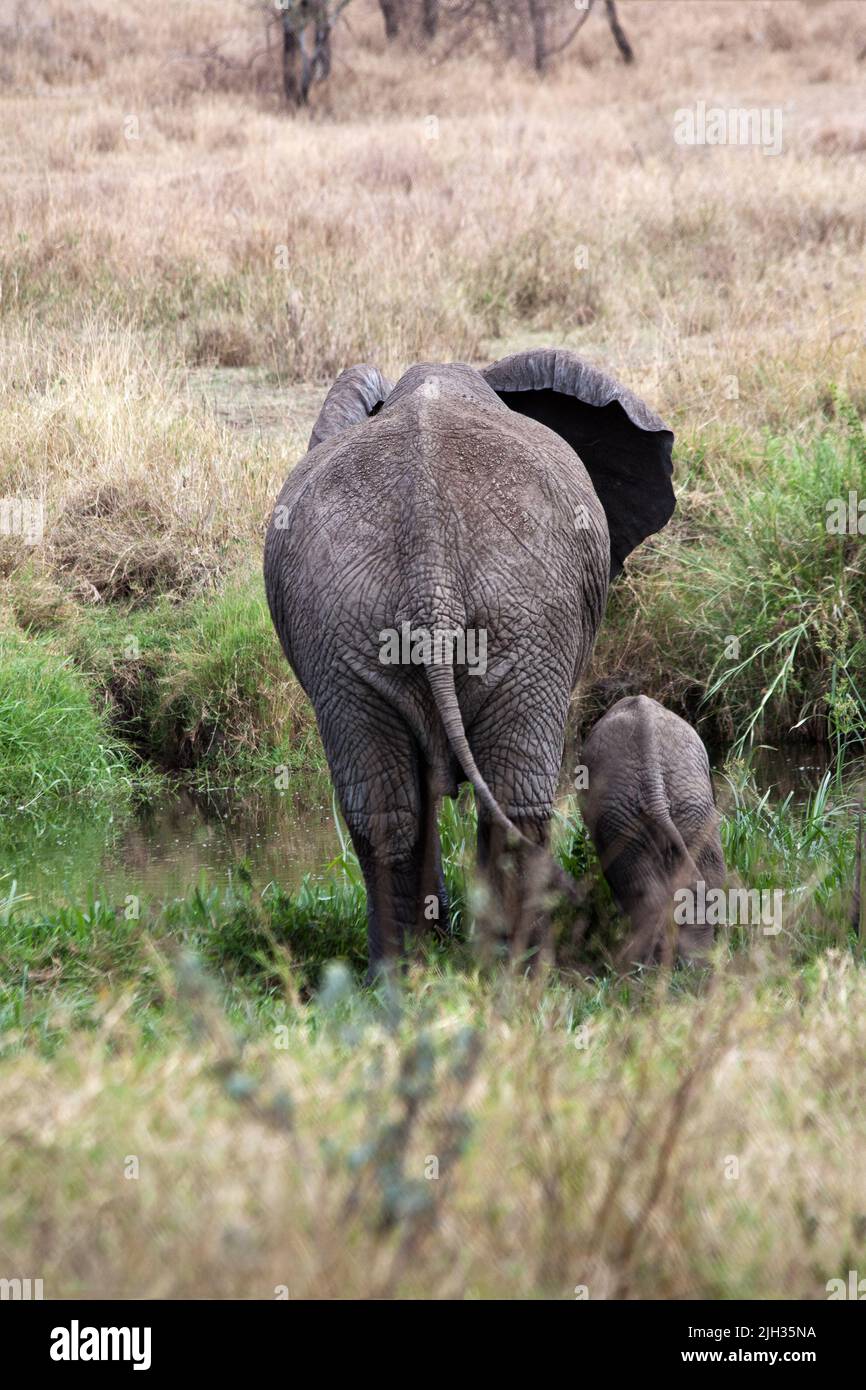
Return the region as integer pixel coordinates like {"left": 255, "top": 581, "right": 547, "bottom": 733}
{"left": 1, "top": 1, "right": 864, "bottom": 608}
{"left": 0, "top": 323, "right": 299, "bottom": 605}
{"left": 2, "top": 2, "right": 865, "bottom": 397}
{"left": 2, "top": 951, "right": 864, "bottom": 1299}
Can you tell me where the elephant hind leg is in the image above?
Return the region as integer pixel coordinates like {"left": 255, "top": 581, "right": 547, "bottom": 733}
{"left": 477, "top": 809, "right": 553, "bottom": 969}
{"left": 409, "top": 758, "right": 449, "bottom": 943}
{"left": 352, "top": 838, "right": 423, "bottom": 973}
{"left": 318, "top": 700, "right": 442, "bottom": 977}
{"left": 465, "top": 686, "right": 563, "bottom": 968}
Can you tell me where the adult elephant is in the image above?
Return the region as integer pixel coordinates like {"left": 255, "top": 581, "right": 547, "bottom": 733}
{"left": 264, "top": 349, "right": 675, "bottom": 975}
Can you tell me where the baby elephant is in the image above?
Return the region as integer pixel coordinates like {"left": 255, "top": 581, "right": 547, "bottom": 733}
{"left": 579, "top": 695, "right": 725, "bottom": 966}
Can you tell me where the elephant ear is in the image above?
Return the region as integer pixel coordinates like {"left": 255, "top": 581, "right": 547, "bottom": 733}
{"left": 308, "top": 364, "right": 394, "bottom": 452}
{"left": 482, "top": 349, "right": 675, "bottom": 578}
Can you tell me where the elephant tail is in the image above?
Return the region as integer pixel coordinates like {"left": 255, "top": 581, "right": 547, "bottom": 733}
{"left": 425, "top": 662, "right": 525, "bottom": 842}
{"left": 633, "top": 698, "right": 703, "bottom": 888}
{"left": 640, "top": 804, "right": 702, "bottom": 890}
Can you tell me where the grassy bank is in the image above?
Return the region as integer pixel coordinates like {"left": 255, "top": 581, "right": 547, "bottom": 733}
{"left": 591, "top": 402, "right": 866, "bottom": 750}
{"left": 0, "top": 565, "right": 329, "bottom": 821}
{"left": 0, "top": 625, "right": 142, "bottom": 818}
{"left": 2, "top": 403, "right": 864, "bottom": 823}
{"left": 2, "top": 770, "right": 859, "bottom": 1054}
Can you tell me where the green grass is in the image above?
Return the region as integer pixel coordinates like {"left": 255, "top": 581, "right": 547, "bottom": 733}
{"left": 2, "top": 926, "right": 865, "bottom": 1299}
{"left": 0, "top": 756, "right": 862, "bottom": 1300}
{"left": 1, "top": 765, "right": 858, "bottom": 1057}
{"left": 34, "top": 569, "right": 325, "bottom": 787}
{"left": 0, "top": 627, "right": 136, "bottom": 817}
{"left": 596, "top": 404, "right": 866, "bottom": 752}
{"left": 0, "top": 792, "right": 476, "bottom": 1054}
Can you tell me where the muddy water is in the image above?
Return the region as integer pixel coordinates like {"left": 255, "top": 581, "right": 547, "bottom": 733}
{"left": 5, "top": 744, "right": 839, "bottom": 914}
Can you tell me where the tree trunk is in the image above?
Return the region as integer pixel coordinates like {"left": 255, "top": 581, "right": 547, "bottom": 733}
{"left": 282, "top": 13, "right": 304, "bottom": 105}
{"left": 379, "top": 0, "right": 401, "bottom": 40}
{"left": 312, "top": 2, "right": 332, "bottom": 80}
{"left": 422, "top": 0, "right": 439, "bottom": 40}
{"left": 604, "top": 0, "right": 634, "bottom": 64}
{"left": 527, "top": 0, "right": 547, "bottom": 75}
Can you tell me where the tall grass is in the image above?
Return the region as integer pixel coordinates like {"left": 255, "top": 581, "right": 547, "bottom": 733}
{"left": 0, "top": 628, "right": 132, "bottom": 815}
{"left": 0, "top": 323, "right": 294, "bottom": 604}
{"left": 2, "top": 768, "right": 858, "bottom": 1051}
{"left": 593, "top": 408, "right": 866, "bottom": 749}
{"left": 1, "top": 5, "right": 864, "bottom": 414}
{"left": 2, "top": 941, "right": 865, "bottom": 1299}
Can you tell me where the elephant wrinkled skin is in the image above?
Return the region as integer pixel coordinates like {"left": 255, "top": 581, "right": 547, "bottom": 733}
{"left": 579, "top": 695, "right": 726, "bottom": 966}
{"left": 264, "top": 349, "right": 676, "bottom": 974}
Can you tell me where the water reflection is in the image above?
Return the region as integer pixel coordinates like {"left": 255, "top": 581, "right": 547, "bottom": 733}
{"left": 4, "top": 744, "right": 859, "bottom": 913}
{"left": 716, "top": 744, "right": 834, "bottom": 798}
{"left": 6, "top": 788, "right": 338, "bottom": 910}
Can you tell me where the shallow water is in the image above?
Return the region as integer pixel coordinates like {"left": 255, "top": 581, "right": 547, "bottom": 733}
{"left": 4, "top": 744, "right": 845, "bottom": 913}
{"left": 716, "top": 744, "right": 834, "bottom": 799}
{"left": 6, "top": 787, "right": 338, "bottom": 912}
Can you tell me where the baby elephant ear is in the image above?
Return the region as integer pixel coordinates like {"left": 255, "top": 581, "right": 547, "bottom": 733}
{"left": 308, "top": 364, "right": 393, "bottom": 451}
{"left": 482, "top": 349, "right": 675, "bottom": 578}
